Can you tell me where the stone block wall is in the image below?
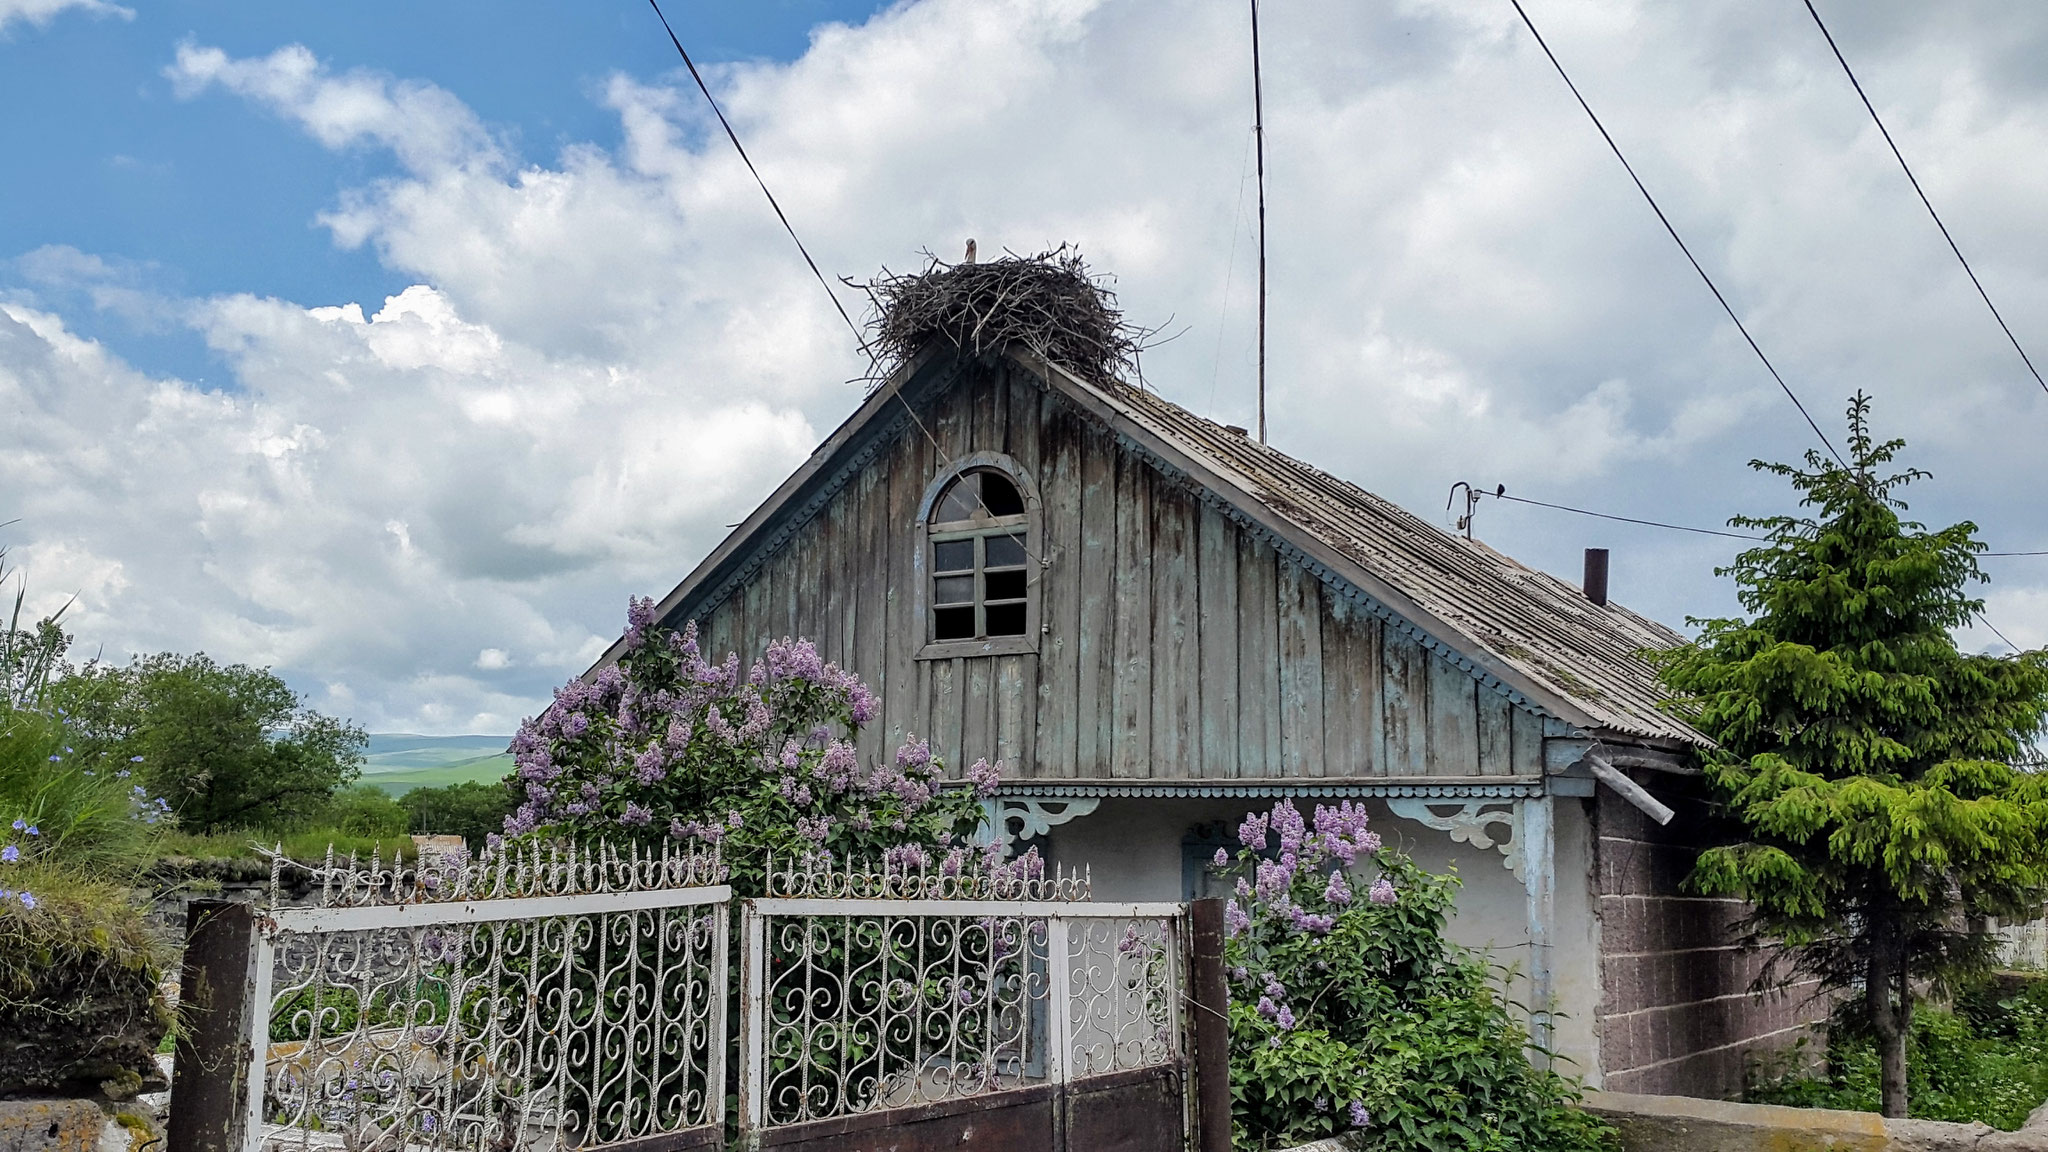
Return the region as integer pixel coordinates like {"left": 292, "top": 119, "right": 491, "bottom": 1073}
{"left": 1594, "top": 770, "right": 1828, "bottom": 1097}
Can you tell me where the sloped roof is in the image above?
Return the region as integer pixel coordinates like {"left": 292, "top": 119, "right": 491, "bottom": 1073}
{"left": 602, "top": 343, "right": 1705, "bottom": 748}
{"left": 1086, "top": 372, "right": 1700, "bottom": 746}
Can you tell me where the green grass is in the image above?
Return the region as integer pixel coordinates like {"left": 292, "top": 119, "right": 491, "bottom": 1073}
{"left": 158, "top": 828, "right": 419, "bottom": 863}
{"left": 359, "top": 754, "right": 513, "bottom": 795}
{"left": 357, "top": 734, "right": 511, "bottom": 795}
{"left": 1748, "top": 980, "right": 2048, "bottom": 1131}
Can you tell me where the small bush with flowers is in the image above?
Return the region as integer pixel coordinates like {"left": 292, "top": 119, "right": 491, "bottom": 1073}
{"left": 505, "top": 599, "right": 1010, "bottom": 893}
{"left": 508, "top": 603, "right": 1041, "bottom": 1131}
{"left": 1218, "top": 800, "right": 1614, "bottom": 1152}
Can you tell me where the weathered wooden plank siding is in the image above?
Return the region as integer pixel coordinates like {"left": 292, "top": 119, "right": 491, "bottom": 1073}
{"left": 687, "top": 364, "right": 1545, "bottom": 781}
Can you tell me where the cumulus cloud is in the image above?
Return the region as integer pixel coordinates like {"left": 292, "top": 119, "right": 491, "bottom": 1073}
{"left": 7, "top": 0, "right": 2048, "bottom": 732}
{"left": 0, "top": 0, "right": 128, "bottom": 34}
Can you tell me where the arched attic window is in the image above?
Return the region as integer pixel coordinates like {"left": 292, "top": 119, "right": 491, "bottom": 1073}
{"left": 919, "top": 455, "right": 1040, "bottom": 655}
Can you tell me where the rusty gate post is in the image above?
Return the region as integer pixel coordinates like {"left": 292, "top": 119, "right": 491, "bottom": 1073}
{"left": 1189, "top": 898, "right": 1231, "bottom": 1152}
{"left": 167, "top": 900, "right": 262, "bottom": 1152}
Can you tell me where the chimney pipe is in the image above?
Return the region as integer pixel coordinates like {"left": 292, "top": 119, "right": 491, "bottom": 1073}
{"left": 1583, "top": 548, "right": 1610, "bottom": 607}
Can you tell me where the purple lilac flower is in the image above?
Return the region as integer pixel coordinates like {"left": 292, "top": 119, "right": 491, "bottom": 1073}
{"left": 883, "top": 844, "right": 930, "bottom": 873}
{"left": 966, "top": 758, "right": 1002, "bottom": 799}
{"left": 1212, "top": 847, "right": 1229, "bottom": 868}
{"left": 1256, "top": 996, "right": 1277, "bottom": 1020}
{"left": 1368, "top": 878, "right": 1398, "bottom": 906}
{"left": 1348, "top": 1101, "right": 1370, "bottom": 1128}
{"left": 1237, "top": 812, "right": 1269, "bottom": 851}
{"left": 1223, "top": 900, "right": 1250, "bottom": 937}
{"left": 620, "top": 803, "right": 653, "bottom": 827}
{"left": 1271, "top": 800, "right": 1307, "bottom": 858}
{"left": 1324, "top": 870, "right": 1352, "bottom": 907}
{"left": 561, "top": 712, "right": 590, "bottom": 739}
{"left": 1254, "top": 859, "right": 1291, "bottom": 902}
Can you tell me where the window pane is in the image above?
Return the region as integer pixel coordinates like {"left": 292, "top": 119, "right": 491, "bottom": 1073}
{"left": 984, "top": 569, "right": 1027, "bottom": 601}
{"left": 933, "top": 575, "right": 975, "bottom": 606}
{"left": 985, "top": 602, "right": 1026, "bottom": 636}
{"left": 984, "top": 533, "right": 1026, "bottom": 567}
{"left": 934, "top": 476, "right": 979, "bottom": 523}
{"left": 934, "top": 606, "right": 976, "bottom": 640}
{"left": 979, "top": 473, "right": 1024, "bottom": 516}
{"left": 933, "top": 539, "right": 973, "bottom": 572}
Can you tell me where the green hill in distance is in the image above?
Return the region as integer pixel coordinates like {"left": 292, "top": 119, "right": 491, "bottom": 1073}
{"left": 360, "top": 734, "right": 514, "bottom": 795}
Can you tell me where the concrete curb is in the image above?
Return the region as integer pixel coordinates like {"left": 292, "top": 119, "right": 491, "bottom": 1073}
{"left": 1584, "top": 1090, "right": 2048, "bottom": 1151}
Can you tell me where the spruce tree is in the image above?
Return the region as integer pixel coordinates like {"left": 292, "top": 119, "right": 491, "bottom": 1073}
{"left": 1655, "top": 394, "right": 2048, "bottom": 1118}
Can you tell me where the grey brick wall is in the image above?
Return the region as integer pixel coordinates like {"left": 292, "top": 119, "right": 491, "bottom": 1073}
{"left": 1595, "top": 771, "right": 1827, "bottom": 1097}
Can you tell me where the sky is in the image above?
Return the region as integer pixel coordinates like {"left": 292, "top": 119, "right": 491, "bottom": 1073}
{"left": 4, "top": 0, "right": 2047, "bottom": 737}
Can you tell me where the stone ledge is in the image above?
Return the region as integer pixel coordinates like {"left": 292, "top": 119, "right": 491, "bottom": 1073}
{"left": 1584, "top": 1090, "right": 2048, "bottom": 1152}
{"left": 0, "top": 1100, "right": 109, "bottom": 1152}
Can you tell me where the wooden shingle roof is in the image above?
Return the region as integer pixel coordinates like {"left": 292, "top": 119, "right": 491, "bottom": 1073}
{"left": 1081, "top": 369, "right": 1701, "bottom": 746}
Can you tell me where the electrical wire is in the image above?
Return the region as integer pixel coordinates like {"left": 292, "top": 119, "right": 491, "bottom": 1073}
{"left": 645, "top": 0, "right": 1041, "bottom": 565}
{"left": 1488, "top": 490, "right": 2046, "bottom": 557}
{"left": 1801, "top": 0, "right": 2048, "bottom": 400}
{"left": 1487, "top": 492, "right": 1764, "bottom": 540}
{"left": 1978, "top": 613, "right": 2020, "bottom": 653}
{"left": 646, "top": 0, "right": 869, "bottom": 357}
{"left": 1485, "top": 490, "right": 2034, "bottom": 649}
{"left": 1504, "top": 0, "right": 1847, "bottom": 468}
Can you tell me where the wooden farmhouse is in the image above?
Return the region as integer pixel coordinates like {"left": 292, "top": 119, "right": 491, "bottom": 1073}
{"left": 591, "top": 320, "right": 1822, "bottom": 1096}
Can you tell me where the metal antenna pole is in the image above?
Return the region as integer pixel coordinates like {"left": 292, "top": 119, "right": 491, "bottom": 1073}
{"left": 1250, "top": 0, "right": 1268, "bottom": 444}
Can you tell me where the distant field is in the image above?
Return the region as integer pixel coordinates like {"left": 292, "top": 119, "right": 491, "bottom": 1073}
{"left": 360, "top": 734, "right": 513, "bottom": 795}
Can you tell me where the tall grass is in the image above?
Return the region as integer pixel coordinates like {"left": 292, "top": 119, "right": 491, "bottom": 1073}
{"left": 0, "top": 705, "right": 168, "bottom": 881}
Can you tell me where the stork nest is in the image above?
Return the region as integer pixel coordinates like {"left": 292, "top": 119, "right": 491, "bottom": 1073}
{"left": 853, "top": 246, "right": 1152, "bottom": 388}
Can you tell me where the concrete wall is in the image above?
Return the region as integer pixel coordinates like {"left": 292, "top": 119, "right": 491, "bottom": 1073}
{"left": 1595, "top": 772, "right": 1828, "bottom": 1097}
{"left": 1040, "top": 792, "right": 1605, "bottom": 1078}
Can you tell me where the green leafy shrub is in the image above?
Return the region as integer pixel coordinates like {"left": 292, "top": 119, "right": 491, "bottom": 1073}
{"left": 48, "top": 652, "right": 367, "bottom": 834}
{"left": 1749, "top": 982, "right": 2048, "bottom": 1130}
{"left": 507, "top": 600, "right": 999, "bottom": 894}
{"left": 399, "top": 779, "right": 516, "bottom": 847}
{"left": 320, "top": 784, "right": 408, "bottom": 837}
{"left": 1218, "top": 800, "right": 1614, "bottom": 1152}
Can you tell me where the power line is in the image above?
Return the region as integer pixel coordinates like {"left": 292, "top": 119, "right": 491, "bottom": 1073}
{"left": 1504, "top": 0, "right": 1847, "bottom": 468}
{"left": 1249, "top": 0, "right": 1269, "bottom": 444}
{"left": 1978, "top": 614, "right": 2020, "bottom": 653}
{"left": 646, "top": 0, "right": 869, "bottom": 358}
{"left": 1487, "top": 492, "right": 1764, "bottom": 540}
{"left": 1488, "top": 489, "right": 2048, "bottom": 558}
{"left": 645, "top": 0, "right": 1035, "bottom": 556}
{"left": 1801, "top": 0, "right": 2048, "bottom": 400}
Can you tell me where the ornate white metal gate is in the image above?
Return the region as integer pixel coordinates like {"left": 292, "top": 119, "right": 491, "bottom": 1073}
{"left": 170, "top": 843, "right": 731, "bottom": 1152}
{"left": 171, "top": 848, "right": 1230, "bottom": 1152}
{"left": 736, "top": 859, "right": 1192, "bottom": 1152}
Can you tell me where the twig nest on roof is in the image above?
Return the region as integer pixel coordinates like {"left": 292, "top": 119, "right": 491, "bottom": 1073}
{"left": 855, "top": 245, "right": 1148, "bottom": 388}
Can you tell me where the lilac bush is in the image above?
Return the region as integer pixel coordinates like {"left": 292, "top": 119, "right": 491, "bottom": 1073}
{"left": 1216, "top": 800, "right": 1613, "bottom": 1151}
{"left": 506, "top": 599, "right": 1001, "bottom": 895}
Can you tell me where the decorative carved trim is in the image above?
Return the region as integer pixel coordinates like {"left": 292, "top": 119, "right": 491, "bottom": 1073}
{"left": 991, "top": 797, "right": 1101, "bottom": 849}
{"left": 993, "top": 779, "right": 1542, "bottom": 800}
{"left": 1386, "top": 798, "right": 1524, "bottom": 881}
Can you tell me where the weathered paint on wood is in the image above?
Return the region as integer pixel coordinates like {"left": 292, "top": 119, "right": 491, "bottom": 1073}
{"left": 686, "top": 362, "right": 1545, "bottom": 781}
